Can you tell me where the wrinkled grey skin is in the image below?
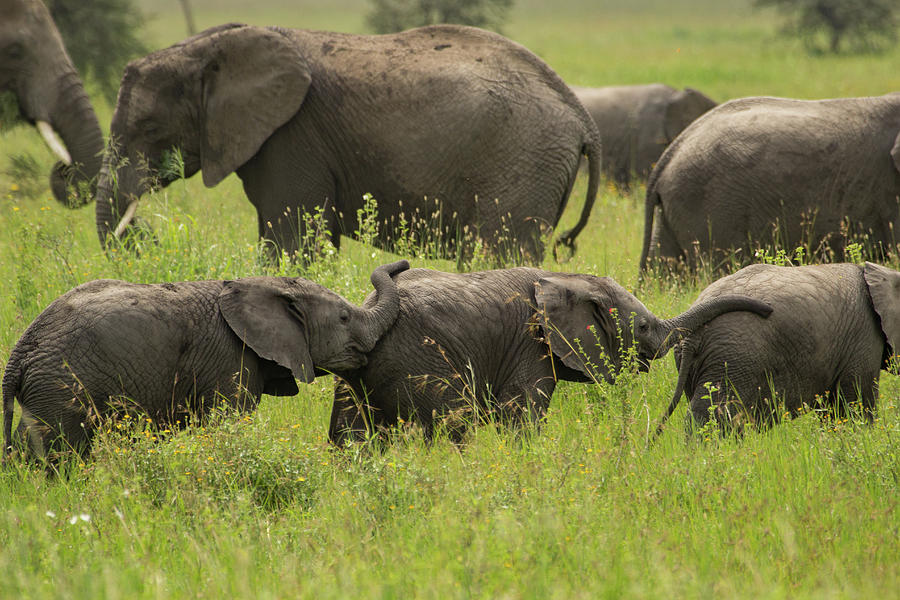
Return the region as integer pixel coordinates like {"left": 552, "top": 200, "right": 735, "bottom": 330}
{"left": 328, "top": 267, "right": 772, "bottom": 444}
{"left": 0, "top": 0, "right": 103, "bottom": 206}
{"left": 642, "top": 94, "right": 900, "bottom": 272}
{"left": 655, "top": 262, "right": 899, "bottom": 434}
{"left": 96, "top": 23, "right": 600, "bottom": 261}
{"left": 572, "top": 84, "right": 715, "bottom": 188}
{"left": 2, "top": 260, "right": 409, "bottom": 461}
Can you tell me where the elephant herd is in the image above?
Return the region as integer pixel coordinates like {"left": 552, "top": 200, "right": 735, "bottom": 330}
{"left": 3, "top": 0, "right": 900, "bottom": 463}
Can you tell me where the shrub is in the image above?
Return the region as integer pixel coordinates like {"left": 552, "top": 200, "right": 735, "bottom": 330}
{"left": 755, "top": 0, "right": 899, "bottom": 53}
{"left": 46, "top": 0, "right": 149, "bottom": 102}
{"left": 367, "top": 0, "right": 514, "bottom": 34}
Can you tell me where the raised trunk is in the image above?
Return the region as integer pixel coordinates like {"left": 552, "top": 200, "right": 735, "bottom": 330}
{"left": 47, "top": 71, "right": 104, "bottom": 207}
{"left": 653, "top": 294, "right": 774, "bottom": 356}
{"left": 359, "top": 260, "right": 410, "bottom": 350}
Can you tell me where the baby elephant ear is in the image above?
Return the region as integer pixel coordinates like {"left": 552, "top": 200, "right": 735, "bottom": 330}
{"left": 534, "top": 276, "right": 617, "bottom": 381}
{"left": 218, "top": 278, "right": 315, "bottom": 383}
{"left": 864, "top": 262, "right": 900, "bottom": 368}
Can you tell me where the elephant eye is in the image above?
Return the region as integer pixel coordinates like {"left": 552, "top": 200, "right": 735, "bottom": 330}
{"left": 4, "top": 42, "right": 24, "bottom": 61}
{"left": 137, "top": 119, "right": 160, "bottom": 139}
{"left": 339, "top": 311, "right": 350, "bottom": 323}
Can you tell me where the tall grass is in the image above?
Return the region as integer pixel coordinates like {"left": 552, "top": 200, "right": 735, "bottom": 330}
{"left": 0, "top": 1, "right": 898, "bottom": 597}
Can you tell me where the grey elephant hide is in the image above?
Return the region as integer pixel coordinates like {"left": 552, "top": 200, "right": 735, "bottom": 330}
{"left": 655, "top": 262, "right": 900, "bottom": 435}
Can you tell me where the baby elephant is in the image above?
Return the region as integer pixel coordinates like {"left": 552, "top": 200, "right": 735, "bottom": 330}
{"left": 2, "top": 260, "right": 409, "bottom": 460}
{"left": 329, "top": 267, "right": 772, "bottom": 444}
{"left": 655, "top": 262, "right": 900, "bottom": 434}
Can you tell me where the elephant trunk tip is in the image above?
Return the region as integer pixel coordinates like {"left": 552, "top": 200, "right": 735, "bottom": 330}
{"left": 360, "top": 260, "right": 410, "bottom": 351}
{"left": 371, "top": 260, "right": 410, "bottom": 285}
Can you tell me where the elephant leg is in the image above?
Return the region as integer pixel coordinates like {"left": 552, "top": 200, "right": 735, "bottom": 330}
{"left": 257, "top": 194, "right": 340, "bottom": 262}
{"left": 650, "top": 206, "right": 689, "bottom": 270}
{"left": 329, "top": 379, "right": 387, "bottom": 445}
{"left": 831, "top": 375, "right": 878, "bottom": 423}
{"left": 494, "top": 379, "right": 555, "bottom": 432}
{"left": 19, "top": 402, "right": 94, "bottom": 463}
{"left": 239, "top": 145, "right": 339, "bottom": 262}
{"left": 686, "top": 381, "right": 752, "bottom": 435}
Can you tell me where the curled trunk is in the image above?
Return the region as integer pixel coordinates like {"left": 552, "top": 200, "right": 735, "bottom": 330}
{"left": 359, "top": 260, "right": 410, "bottom": 350}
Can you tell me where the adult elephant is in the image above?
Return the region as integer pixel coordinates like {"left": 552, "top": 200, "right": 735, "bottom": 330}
{"left": 3, "top": 260, "right": 409, "bottom": 461}
{"left": 572, "top": 83, "right": 716, "bottom": 188}
{"left": 0, "top": 0, "right": 103, "bottom": 206}
{"left": 641, "top": 94, "right": 900, "bottom": 273}
{"left": 328, "top": 267, "right": 772, "bottom": 444}
{"left": 96, "top": 23, "right": 601, "bottom": 261}
{"left": 654, "top": 262, "right": 900, "bottom": 434}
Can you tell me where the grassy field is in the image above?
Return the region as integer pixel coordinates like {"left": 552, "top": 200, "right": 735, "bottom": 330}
{"left": 0, "top": 0, "right": 899, "bottom": 597}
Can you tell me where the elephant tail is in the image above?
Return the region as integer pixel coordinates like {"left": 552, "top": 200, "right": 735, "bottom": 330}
{"left": 639, "top": 185, "right": 660, "bottom": 274}
{"left": 2, "top": 351, "right": 22, "bottom": 459}
{"left": 555, "top": 136, "right": 601, "bottom": 253}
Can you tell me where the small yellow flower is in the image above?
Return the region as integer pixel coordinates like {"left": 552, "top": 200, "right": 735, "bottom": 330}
{"left": 10, "top": 183, "right": 19, "bottom": 191}
{"left": 12, "top": 206, "right": 18, "bottom": 212}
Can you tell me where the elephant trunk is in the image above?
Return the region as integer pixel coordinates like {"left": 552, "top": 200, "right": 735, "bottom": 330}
{"left": 358, "top": 260, "right": 411, "bottom": 350}
{"left": 95, "top": 146, "right": 145, "bottom": 248}
{"left": 45, "top": 70, "right": 104, "bottom": 208}
{"left": 651, "top": 294, "right": 773, "bottom": 357}
{"left": 95, "top": 158, "right": 118, "bottom": 247}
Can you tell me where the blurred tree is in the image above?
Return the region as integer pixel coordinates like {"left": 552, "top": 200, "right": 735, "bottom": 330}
{"left": 756, "top": 0, "right": 899, "bottom": 53}
{"left": 46, "top": 0, "right": 148, "bottom": 102}
{"left": 367, "top": 0, "right": 514, "bottom": 34}
{"left": 179, "top": 0, "right": 196, "bottom": 36}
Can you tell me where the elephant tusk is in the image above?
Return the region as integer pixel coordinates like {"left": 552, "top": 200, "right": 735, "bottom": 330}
{"left": 113, "top": 201, "right": 140, "bottom": 238}
{"left": 36, "top": 120, "right": 72, "bottom": 166}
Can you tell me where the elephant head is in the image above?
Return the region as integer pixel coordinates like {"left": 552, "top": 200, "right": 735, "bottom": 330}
{"left": 218, "top": 260, "right": 409, "bottom": 383}
{"left": 663, "top": 87, "right": 717, "bottom": 143}
{"left": 0, "top": 0, "right": 103, "bottom": 206}
{"left": 534, "top": 274, "right": 772, "bottom": 383}
{"left": 96, "top": 23, "right": 312, "bottom": 246}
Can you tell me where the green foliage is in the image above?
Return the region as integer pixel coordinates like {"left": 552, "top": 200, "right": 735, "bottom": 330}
{"left": 755, "top": 0, "right": 899, "bottom": 53}
{"left": 0, "top": 91, "right": 22, "bottom": 132}
{"left": 3, "top": 153, "right": 44, "bottom": 200}
{"left": 366, "top": 0, "right": 514, "bottom": 33}
{"left": 46, "top": 0, "right": 148, "bottom": 102}
{"left": 0, "top": 0, "right": 898, "bottom": 597}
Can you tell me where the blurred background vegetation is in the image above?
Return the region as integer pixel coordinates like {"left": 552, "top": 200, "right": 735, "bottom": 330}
{"left": 0, "top": 2, "right": 899, "bottom": 597}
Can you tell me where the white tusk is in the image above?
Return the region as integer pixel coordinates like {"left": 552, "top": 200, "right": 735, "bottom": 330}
{"left": 36, "top": 120, "right": 72, "bottom": 165}
{"left": 113, "top": 200, "right": 139, "bottom": 238}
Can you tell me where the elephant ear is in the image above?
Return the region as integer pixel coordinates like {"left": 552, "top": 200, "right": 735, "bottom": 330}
{"left": 199, "top": 26, "right": 312, "bottom": 187}
{"left": 663, "top": 87, "right": 717, "bottom": 143}
{"left": 534, "top": 276, "right": 618, "bottom": 381}
{"left": 218, "top": 278, "right": 316, "bottom": 383}
{"left": 864, "top": 261, "right": 900, "bottom": 369}
{"left": 891, "top": 130, "right": 900, "bottom": 174}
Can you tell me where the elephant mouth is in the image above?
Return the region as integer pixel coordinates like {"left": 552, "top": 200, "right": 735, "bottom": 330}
{"left": 323, "top": 349, "right": 369, "bottom": 374}
{"left": 636, "top": 354, "right": 652, "bottom": 373}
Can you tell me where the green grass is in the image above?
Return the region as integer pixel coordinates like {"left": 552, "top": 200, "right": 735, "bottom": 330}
{"left": 0, "top": 0, "right": 899, "bottom": 597}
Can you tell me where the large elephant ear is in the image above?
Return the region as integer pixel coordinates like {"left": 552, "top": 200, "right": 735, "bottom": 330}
{"left": 891, "top": 130, "right": 900, "bottom": 174}
{"left": 199, "top": 26, "right": 312, "bottom": 187}
{"left": 663, "top": 87, "right": 717, "bottom": 142}
{"left": 864, "top": 262, "right": 900, "bottom": 368}
{"left": 534, "top": 276, "right": 618, "bottom": 381}
{"left": 218, "top": 278, "right": 316, "bottom": 383}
